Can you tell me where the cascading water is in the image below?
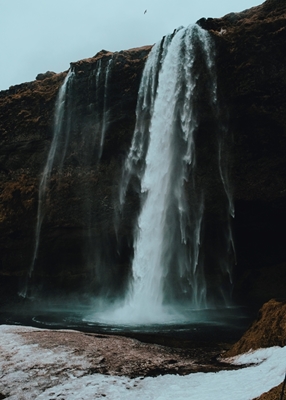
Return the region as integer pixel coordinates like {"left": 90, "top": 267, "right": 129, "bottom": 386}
{"left": 20, "top": 70, "right": 74, "bottom": 297}
{"left": 34, "top": 69, "right": 75, "bottom": 262}
{"left": 118, "top": 34, "right": 174, "bottom": 207}
{"left": 90, "top": 24, "right": 235, "bottom": 324}
{"left": 21, "top": 23, "right": 235, "bottom": 327}
{"left": 21, "top": 55, "right": 115, "bottom": 298}
{"left": 99, "top": 58, "right": 112, "bottom": 158}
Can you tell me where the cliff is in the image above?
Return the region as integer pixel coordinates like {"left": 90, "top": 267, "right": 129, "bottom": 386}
{"left": 0, "top": 0, "right": 286, "bottom": 308}
{"left": 198, "top": 0, "right": 286, "bottom": 306}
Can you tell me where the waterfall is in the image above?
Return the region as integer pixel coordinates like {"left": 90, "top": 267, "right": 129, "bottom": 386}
{"left": 21, "top": 55, "right": 115, "bottom": 298}
{"left": 19, "top": 70, "right": 74, "bottom": 298}
{"left": 21, "top": 24, "right": 234, "bottom": 323}
{"left": 92, "top": 24, "right": 234, "bottom": 324}
{"left": 32, "top": 69, "right": 74, "bottom": 264}
{"left": 118, "top": 34, "right": 174, "bottom": 208}
{"left": 99, "top": 57, "right": 112, "bottom": 159}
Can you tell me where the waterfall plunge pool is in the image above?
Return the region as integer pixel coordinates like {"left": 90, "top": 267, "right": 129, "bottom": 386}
{"left": 0, "top": 302, "right": 253, "bottom": 349}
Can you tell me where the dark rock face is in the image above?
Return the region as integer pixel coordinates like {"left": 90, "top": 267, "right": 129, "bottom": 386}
{"left": 0, "top": 0, "right": 286, "bottom": 309}
{"left": 197, "top": 0, "right": 286, "bottom": 307}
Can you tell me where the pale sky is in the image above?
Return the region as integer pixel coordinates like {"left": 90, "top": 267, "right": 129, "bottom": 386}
{"left": 1, "top": 0, "right": 262, "bottom": 91}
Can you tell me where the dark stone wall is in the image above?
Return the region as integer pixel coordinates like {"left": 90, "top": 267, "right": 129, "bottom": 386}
{"left": 198, "top": 0, "right": 286, "bottom": 306}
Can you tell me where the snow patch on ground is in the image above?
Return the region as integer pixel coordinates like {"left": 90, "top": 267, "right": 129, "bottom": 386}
{"left": 0, "top": 325, "right": 90, "bottom": 399}
{"left": 0, "top": 324, "right": 286, "bottom": 399}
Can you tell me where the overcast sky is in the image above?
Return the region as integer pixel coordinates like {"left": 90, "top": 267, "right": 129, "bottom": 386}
{"left": 1, "top": 0, "right": 262, "bottom": 91}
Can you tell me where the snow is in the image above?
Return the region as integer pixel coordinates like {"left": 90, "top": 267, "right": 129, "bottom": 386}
{"left": 1, "top": 324, "right": 286, "bottom": 400}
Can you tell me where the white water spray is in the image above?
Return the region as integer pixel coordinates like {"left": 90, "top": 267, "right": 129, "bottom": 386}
{"left": 87, "top": 24, "right": 234, "bottom": 324}
{"left": 118, "top": 34, "right": 174, "bottom": 208}
{"left": 128, "top": 27, "right": 201, "bottom": 315}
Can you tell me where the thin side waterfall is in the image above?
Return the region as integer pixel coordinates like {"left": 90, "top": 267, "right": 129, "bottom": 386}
{"left": 19, "top": 70, "right": 74, "bottom": 297}
{"left": 218, "top": 133, "right": 236, "bottom": 300}
{"left": 93, "top": 60, "right": 103, "bottom": 155}
{"left": 99, "top": 58, "right": 112, "bottom": 159}
{"left": 91, "top": 24, "right": 234, "bottom": 324}
{"left": 21, "top": 56, "right": 115, "bottom": 298}
{"left": 82, "top": 56, "right": 115, "bottom": 286}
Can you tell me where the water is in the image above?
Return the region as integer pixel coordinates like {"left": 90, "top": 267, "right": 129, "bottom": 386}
{"left": 20, "top": 70, "right": 75, "bottom": 298}
{"left": 99, "top": 57, "right": 112, "bottom": 158}
{"left": 0, "top": 301, "right": 252, "bottom": 346}
{"left": 21, "top": 55, "right": 115, "bottom": 298}
{"left": 20, "top": 25, "right": 235, "bottom": 328}
{"left": 96, "top": 24, "right": 235, "bottom": 324}
{"left": 118, "top": 33, "right": 174, "bottom": 209}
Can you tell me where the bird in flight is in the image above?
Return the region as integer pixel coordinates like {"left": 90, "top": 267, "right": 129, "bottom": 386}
{"left": 144, "top": 9, "right": 147, "bottom": 14}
